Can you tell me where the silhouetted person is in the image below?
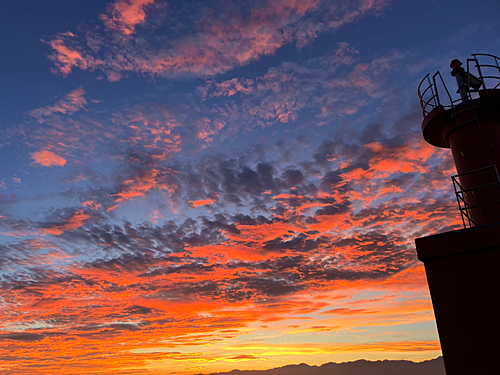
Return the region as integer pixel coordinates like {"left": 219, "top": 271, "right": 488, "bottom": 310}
{"left": 450, "top": 59, "right": 482, "bottom": 101}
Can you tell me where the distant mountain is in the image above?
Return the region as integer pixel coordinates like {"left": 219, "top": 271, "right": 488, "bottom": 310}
{"left": 197, "top": 357, "right": 446, "bottom": 375}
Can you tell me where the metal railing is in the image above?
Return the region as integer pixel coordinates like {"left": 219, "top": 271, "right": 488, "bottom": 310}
{"left": 471, "top": 53, "right": 500, "bottom": 90}
{"left": 418, "top": 53, "right": 500, "bottom": 228}
{"left": 452, "top": 174, "right": 476, "bottom": 228}
{"left": 452, "top": 165, "right": 500, "bottom": 228}
{"left": 418, "top": 53, "right": 500, "bottom": 118}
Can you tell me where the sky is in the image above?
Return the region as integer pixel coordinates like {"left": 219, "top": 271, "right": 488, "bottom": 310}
{"left": 0, "top": 0, "right": 499, "bottom": 374}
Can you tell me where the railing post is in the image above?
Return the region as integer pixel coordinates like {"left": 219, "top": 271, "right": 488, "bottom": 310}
{"left": 473, "top": 56, "right": 486, "bottom": 89}
{"left": 432, "top": 73, "right": 441, "bottom": 107}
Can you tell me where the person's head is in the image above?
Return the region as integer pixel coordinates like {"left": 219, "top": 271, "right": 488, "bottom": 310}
{"left": 450, "top": 59, "right": 463, "bottom": 70}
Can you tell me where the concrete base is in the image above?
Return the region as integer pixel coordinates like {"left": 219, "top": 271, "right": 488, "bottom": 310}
{"left": 415, "top": 222, "right": 500, "bottom": 375}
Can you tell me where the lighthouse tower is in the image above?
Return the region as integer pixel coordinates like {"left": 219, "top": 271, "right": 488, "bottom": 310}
{"left": 415, "top": 53, "right": 500, "bottom": 375}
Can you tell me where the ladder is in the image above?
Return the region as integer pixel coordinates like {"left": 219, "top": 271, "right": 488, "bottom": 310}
{"left": 450, "top": 101, "right": 500, "bottom": 227}
{"left": 449, "top": 57, "right": 500, "bottom": 227}
{"left": 418, "top": 53, "right": 500, "bottom": 228}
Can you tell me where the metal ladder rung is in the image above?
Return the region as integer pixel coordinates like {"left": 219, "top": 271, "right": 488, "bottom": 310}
{"left": 461, "top": 150, "right": 491, "bottom": 160}
{"left": 453, "top": 105, "right": 479, "bottom": 115}
{"left": 467, "top": 157, "right": 494, "bottom": 165}
{"left": 471, "top": 168, "right": 500, "bottom": 177}
{"left": 463, "top": 142, "right": 493, "bottom": 152}
{"left": 457, "top": 120, "right": 481, "bottom": 128}
{"left": 461, "top": 130, "right": 484, "bottom": 137}
{"left": 462, "top": 143, "right": 493, "bottom": 161}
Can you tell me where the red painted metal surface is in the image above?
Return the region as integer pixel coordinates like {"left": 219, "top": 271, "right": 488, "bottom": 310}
{"left": 422, "top": 91, "right": 500, "bottom": 225}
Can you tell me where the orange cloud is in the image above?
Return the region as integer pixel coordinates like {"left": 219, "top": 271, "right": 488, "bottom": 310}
{"left": 31, "top": 150, "right": 67, "bottom": 167}
{"left": 40, "top": 209, "right": 91, "bottom": 235}
{"left": 227, "top": 340, "right": 441, "bottom": 356}
{"left": 0, "top": 238, "right": 440, "bottom": 374}
{"left": 112, "top": 169, "right": 177, "bottom": 203}
{"left": 81, "top": 200, "right": 101, "bottom": 211}
{"left": 189, "top": 198, "right": 216, "bottom": 208}
{"left": 341, "top": 139, "right": 436, "bottom": 183}
{"left": 321, "top": 307, "right": 379, "bottom": 315}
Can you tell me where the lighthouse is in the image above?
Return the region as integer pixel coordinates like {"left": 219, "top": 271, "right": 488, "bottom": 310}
{"left": 415, "top": 53, "right": 500, "bottom": 375}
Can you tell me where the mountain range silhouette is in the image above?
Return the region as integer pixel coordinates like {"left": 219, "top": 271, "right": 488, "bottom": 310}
{"left": 197, "top": 357, "right": 446, "bottom": 375}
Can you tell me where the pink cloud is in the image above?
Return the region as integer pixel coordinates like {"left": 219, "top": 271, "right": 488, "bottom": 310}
{"left": 31, "top": 150, "right": 67, "bottom": 167}
{"left": 197, "top": 78, "right": 254, "bottom": 101}
{"left": 46, "top": 33, "right": 100, "bottom": 76}
{"left": 196, "top": 118, "right": 225, "bottom": 143}
{"left": 30, "top": 86, "right": 87, "bottom": 123}
{"left": 193, "top": 44, "right": 398, "bottom": 133}
{"left": 99, "top": 0, "right": 155, "bottom": 35}
{"left": 47, "top": 0, "right": 391, "bottom": 80}
{"left": 22, "top": 99, "right": 185, "bottom": 168}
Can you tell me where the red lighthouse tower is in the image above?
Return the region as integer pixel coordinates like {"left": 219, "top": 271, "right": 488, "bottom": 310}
{"left": 415, "top": 53, "right": 500, "bottom": 375}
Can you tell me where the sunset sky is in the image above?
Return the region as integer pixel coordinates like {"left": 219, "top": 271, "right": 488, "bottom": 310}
{"left": 0, "top": 0, "right": 499, "bottom": 374}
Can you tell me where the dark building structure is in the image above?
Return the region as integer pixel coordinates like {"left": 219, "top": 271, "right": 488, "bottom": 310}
{"left": 415, "top": 53, "right": 500, "bottom": 375}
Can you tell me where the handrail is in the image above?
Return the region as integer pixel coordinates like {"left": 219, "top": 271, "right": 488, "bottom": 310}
{"left": 470, "top": 53, "right": 500, "bottom": 90}
{"left": 471, "top": 53, "right": 500, "bottom": 59}
{"left": 476, "top": 64, "right": 500, "bottom": 69}
{"left": 418, "top": 53, "right": 500, "bottom": 118}
{"left": 418, "top": 74, "right": 440, "bottom": 118}
{"left": 452, "top": 164, "right": 500, "bottom": 228}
